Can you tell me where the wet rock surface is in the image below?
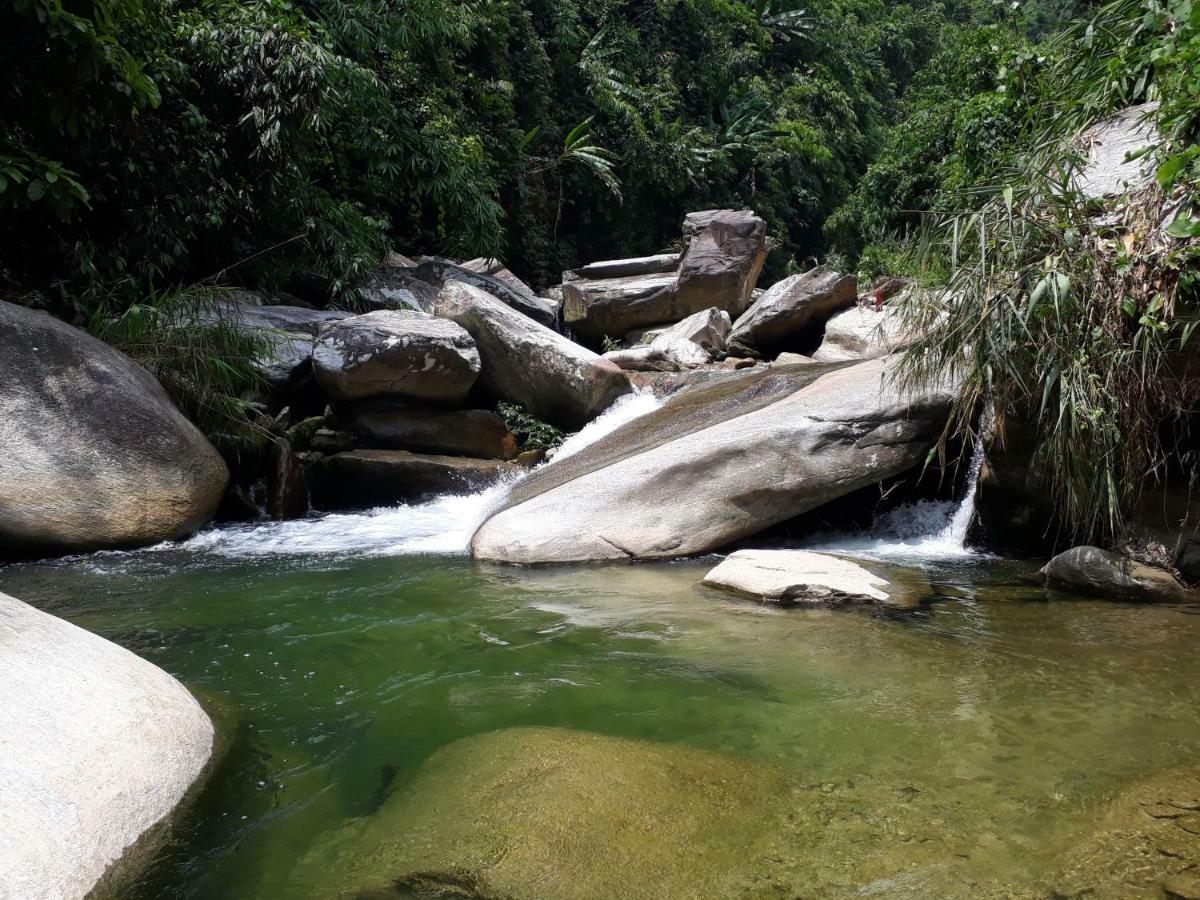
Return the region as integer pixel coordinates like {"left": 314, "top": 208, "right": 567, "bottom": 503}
{"left": 702, "top": 549, "right": 892, "bottom": 604}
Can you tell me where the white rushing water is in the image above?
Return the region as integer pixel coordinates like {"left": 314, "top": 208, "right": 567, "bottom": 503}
{"left": 178, "top": 389, "right": 663, "bottom": 559}
{"left": 805, "top": 438, "right": 988, "bottom": 563}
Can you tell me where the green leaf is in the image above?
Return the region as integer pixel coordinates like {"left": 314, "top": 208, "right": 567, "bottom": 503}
{"left": 1165, "top": 214, "right": 1200, "bottom": 239}
{"left": 26, "top": 180, "right": 45, "bottom": 201}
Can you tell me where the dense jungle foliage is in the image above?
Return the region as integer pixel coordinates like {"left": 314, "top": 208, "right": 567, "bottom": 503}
{"left": 4, "top": 0, "right": 1075, "bottom": 319}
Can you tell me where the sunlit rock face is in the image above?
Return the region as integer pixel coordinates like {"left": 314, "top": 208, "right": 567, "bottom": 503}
{"left": 0, "top": 591, "right": 214, "bottom": 899}
{"left": 471, "top": 356, "right": 956, "bottom": 563}
{"left": 0, "top": 299, "right": 228, "bottom": 558}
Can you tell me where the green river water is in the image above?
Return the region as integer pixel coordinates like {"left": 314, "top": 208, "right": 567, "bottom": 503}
{"left": 3, "top": 536, "right": 1200, "bottom": 898}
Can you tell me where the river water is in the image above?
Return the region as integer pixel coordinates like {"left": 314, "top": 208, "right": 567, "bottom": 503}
{"left": 2, "top": 401, "right": 1199, "bottom": 898}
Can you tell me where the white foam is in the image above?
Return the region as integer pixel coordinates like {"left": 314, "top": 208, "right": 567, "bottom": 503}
{"left": 806, "top": 439, "right": 988, "bottom": 564}
{"left": 178, "top": 388, "right": 662, "bottom": 560}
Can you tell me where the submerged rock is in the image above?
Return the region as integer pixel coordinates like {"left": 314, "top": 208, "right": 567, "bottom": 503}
{"left": 471, "top": 356, "right": 955, "bottom": 563}
{"left": 294, "top": 727, "right": 797, "bottom": 900}
{"left": 0, "top": 299, "right": 229, "bottom": 558}
{"left": 433, "top": 281, "right": 630, "bottom": 430}
{"left": 728, "top": 266, "right": 857, "bottom": 358}
{"left": 703, "top": 549, "right": 891, "bottom": 604}
{"left": 306, "top": 449, "right": 515, "bottom": 509}
{"left": 1041, "top": 546, "right": 1193, "bottom": 602}
{"left": 313, "top": 310, "right": 481, "bottom": 405}
{"left": 0, "top": 591, "right": 214, "bottom": 898}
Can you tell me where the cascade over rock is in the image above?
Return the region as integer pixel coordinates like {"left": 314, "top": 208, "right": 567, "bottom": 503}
{"left": 312, "top": 309, "right": 481, "bottom": 405}
{"left": 433, "top": 281, "right": 631, "bottom": 429}
{"left": 471, "top": 356, "right": 956, "bottom": 563}
{"left": 0, "top": 299, "right": 229, "bottom": 558}
{"left": 0, "top": 591, "right": 214, "bottom": 899}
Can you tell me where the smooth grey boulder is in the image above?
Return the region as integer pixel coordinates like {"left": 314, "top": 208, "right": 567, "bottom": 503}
{"left": 355, "top": 267, "right": 439, "bottom": 312}
{"left": 0, "top": 591, "right": 214, "bottom": 899}
{"left": 562, "top": 271, "right": 680, "bottom": 339}
{"left": 338, "top": 399, "right": 518, "bottom": 460}
{"left": 675, "top": 209, "right": 766, "bottom": 319}
{"left": 415, "top": 261, "right": 556, "bottom": 327}
{"left": 0, "top": 300, "right": 229, "bottom": 558}
{"left": 433, "top": 281, "right": 630, "bottom": 430}
{"left": 812, "top": 304, "right": 913, "bottom": 363}
{"left": 703, "top": 549, "right": 890, "bottom": 604}
{"left": 471, "top": 356, "right": 955, "bottom": 563}
{"left": 306, "top": 449, "right": 516, "bottom": 509}
{"left": 728, "top": 267, "right": 857, "bottom": 357}
{"left": 1041, "top": 546, "right": 1193, "bottom": 602}
{"left": 212, "top": 303, "right": 351, "bottom": 391}
{"left": 313, "top": 310, "right": 480, "bottom": 405}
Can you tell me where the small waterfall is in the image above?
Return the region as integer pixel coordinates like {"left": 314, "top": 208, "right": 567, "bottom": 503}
{"left": 175, "top": 389, "right": 663, "bottom": 559}
{"left": 806, "top": 436, "right": 987, "bottom": 563}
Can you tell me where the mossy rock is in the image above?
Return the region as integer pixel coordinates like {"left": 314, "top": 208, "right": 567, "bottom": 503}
{"left": 296, "top": 727, "right": 802, "bottom": 899}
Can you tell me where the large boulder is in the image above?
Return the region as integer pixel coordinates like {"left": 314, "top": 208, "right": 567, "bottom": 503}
{"left": 471, "top": 356, "right": 956, "bottom": 563}
{"left": 812, "top": 303, "right": 913, "bottom": 363}
{"left": 209, "top": 303, "right": 351, "bottom": 392}
{"left": 460, "top": 257, "right": 539, "bottom": 302}
{"left": 1074, "top": 102, "right": 1159, "bottom": 199}
{"left": 312, "top": 310, "right": 480, "bottom": 405}
{"left": 337, "top": 399, "right": 518, "bottom": 460}
{"left": 0, "top": 300, "right": 229, "bottom": 558}
{"left": 604, "top": 307, "right": 732, "bottom": 372}
{"left": 415, "top": 260, "right": 557, "bottom": 327}
{"left": 354, "top": 267, "right": 439, "bottom": 312}
{"left": 0, "top": 591, "right": 214, "bottom": 898}
{"left": 1041, "top": 546, "right": 1193, "bottom": 602}
{"left": 433, "top": 281, "right": 630, "bottom": 429}
{"left": 728, "top": 266, "right": 857, "bottom": 358}
{"left": 562, "top": 211, "right": 765, "bottom": 339}
{"left": 294, "top": 727, "right": 799, "bottom": 900}
{"left": 675, "top": 209, "right": 767, "bottom": 319}
{"left": 561, "top": 271, "right": 681, "bottom": 339}
{"left": 702, "top": 549, "right": 891, "bottom": 604}
{"left": 306, "top": 449, "right": 516, "bottom": 509}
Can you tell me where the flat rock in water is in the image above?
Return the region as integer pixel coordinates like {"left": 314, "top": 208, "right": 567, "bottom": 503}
{"left": 313, "top": 310, "right": 481, "bottom": 405}
{"left": 471, "top": 356, "right": 955, "bottom": 563}
{"left": 0, "top": 591, "right": 214, "bottom": 899}
{"left": 1041, "top": 545, "right": 1193, "bottom": 602}
{"left": 702, "top": 549, "right": 891, "bottom": 604}
{"left": 306, "top": 448, "right": 515, "bottom": 509}
{"left": 0, "top": 299, "right": 229, "bottom": 557}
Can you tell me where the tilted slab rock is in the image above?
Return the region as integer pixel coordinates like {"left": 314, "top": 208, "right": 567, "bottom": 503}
{"left": 703, "top": 549, "right": 891, "bottom": 604}
{"left": 728, "top": 266, "right": 857, "bottom": 357}
{"left": 337, "top": 399, "right": 517, "bottom": 460}
{"left": 355, "top": 267, "right": 439, "bottom": 312}
{"left": 433, "top": 281, "right": 630, "bottom": 430}
{"left": 415, "top": 260, "right": 557, "bottom": 327}
{"left": 564, "top": 253, "right": 681, "bottom": 282}
{"left": 460, "top": 257, "right": 539, "bottom": 302}
{"left": 471, "top": 356, "right": 955, "bottom": 563}
{"left": 675, "top": 209, "right": 767, "bottom": 319}
{"left": 0, "top": 300, "right": 229, "bottom": 558}
{"left": 313, "top": 310, "right": 480, "bottom": 405}
{"left": 0, "top": 591, "right": 214, "bottom": 899}
{"left": 1042, "top": 546, "right": 1193, "bottom": 602}
{"left": 306, "top": 449, "right": 517, "bottom": 509}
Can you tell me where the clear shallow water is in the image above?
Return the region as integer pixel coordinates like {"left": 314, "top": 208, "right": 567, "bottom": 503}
{"left": 3, "top": 546, "right": 1200, "bottom": 897}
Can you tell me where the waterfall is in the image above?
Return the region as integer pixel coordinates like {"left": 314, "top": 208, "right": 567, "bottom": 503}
{"left": 806, "top": 437, "right": 987, "bottom": 563}
{"left": 175, "top": 389, "right": 663, "bottom": 559}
